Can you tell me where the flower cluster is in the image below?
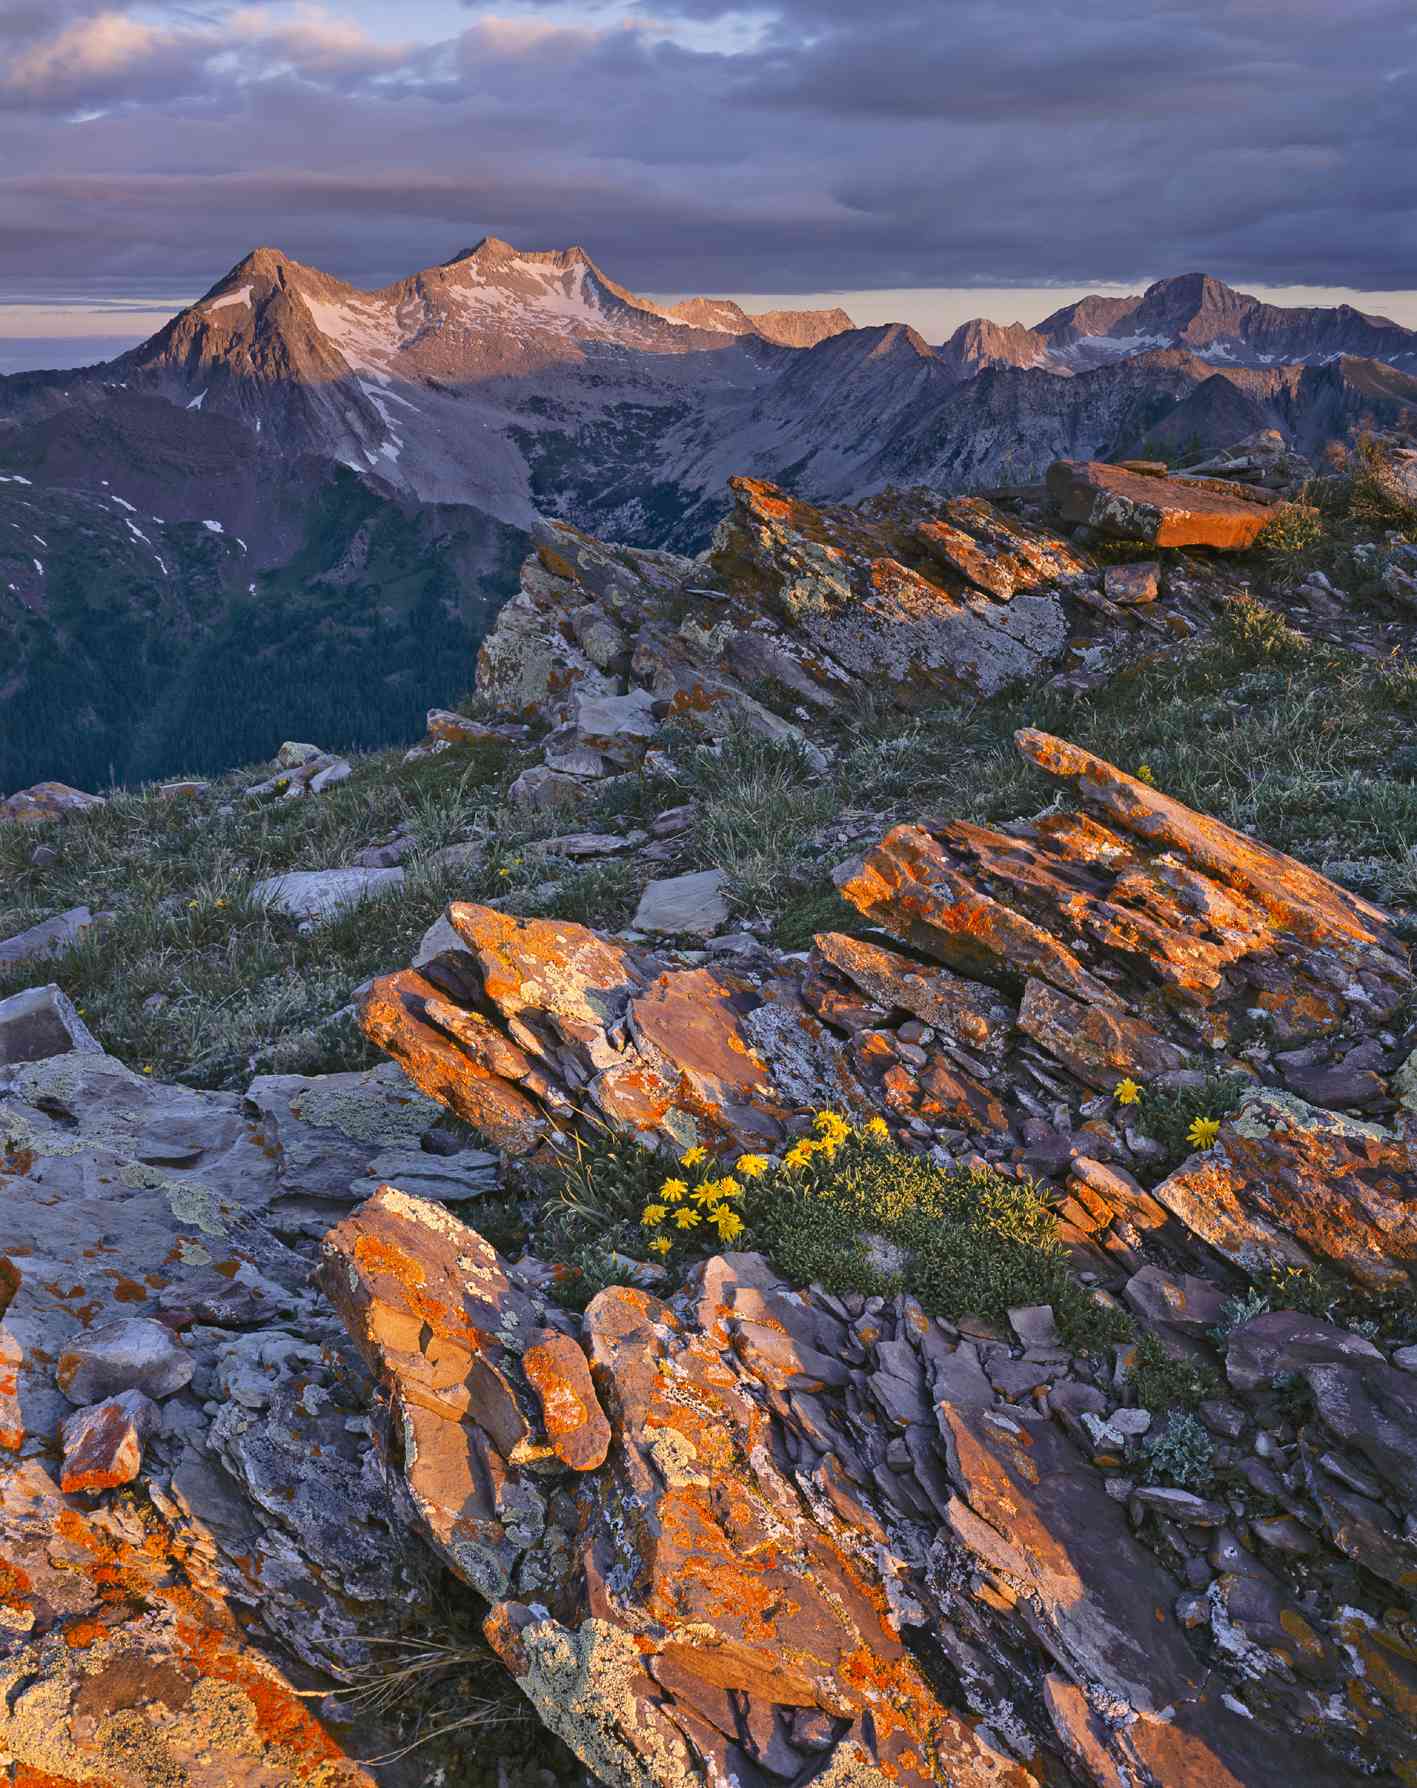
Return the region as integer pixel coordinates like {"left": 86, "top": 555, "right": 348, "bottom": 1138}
{"left": 635, "top": 1110, "right": 891, "bottom": 1260}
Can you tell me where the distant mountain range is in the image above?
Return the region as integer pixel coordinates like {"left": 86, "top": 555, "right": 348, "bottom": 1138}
{"left": 2, "top": 240, "right": 1416, "bottom": 789}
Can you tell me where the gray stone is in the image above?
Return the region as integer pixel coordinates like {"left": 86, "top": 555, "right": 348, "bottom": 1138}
{"left": 274, "top": 741, "right": 324, "bottom": 768}
{"left": 0, "top": 905, "right": 93, "bottom": 968}
{"left": 0, "top": 984, "right": 102, "bottom": 1066}
{"left": 1007, "top": 1303, "right": 1060, "bottom": 1347}
{"left": 56, "top": 1316, "right": 193, "bottom": 1405}
{"left": 572, "top": 686, "right": 660, "bottom": 766}
{"left": 307, "top": 758, "right": 352, "bottom": 794}
{"left": 1226, "top": 1311, "right": 1384, "bottom": 1393}
{"left": 251, "top": 867, "right": 404, "bottom": 922}
{"left": 632, "top": 867, "right": 730, "bottom": 936}
{"left": 507, "top": 765, "right": 587, "bottom": 813}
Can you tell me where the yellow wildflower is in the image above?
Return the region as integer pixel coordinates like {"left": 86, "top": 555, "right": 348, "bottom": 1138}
{"left": 640, "top": 1204, "right": 668, "bottom": 1227}
{"left": 659, "top": 1178, "right": 689, "bottom": 1204}
{"left": 215, "top": 898, "right": 227, "bottom": 908}
{"left": 648, "top": 1236, "right": 672, "bottom": 1256}
{"left": 864, "top": 1116, "right": 890, "bottom": 1143}
{"left": 715, "top": 1175, "right": 743, "bottom": 1201}
{"left": 142, "top": 1065, "right": 153, "bottom": 1075}
{"left": 735, "top": 1154, "right": 769, "bottom": 1179}
{"left": 498, "top": 867, "right": 510, "bottom": 878}
{"left": 783, "top": 1142, "right": 816, "bottom": 1171}
{"left": 1136, "top": 764, "right": 1157, "bottom": 786}
{"left": 1186, "top": 1116, "right": 1221, "bottom": 1149}
{"left": 813, "top": 1110, "right": 849, "bottom": 1142}
{"left": 711, "top": 1205, "right": 745, "bottom": 1242}
{"left": 692, "top": 1179, "right": 723, "bottom": 1206}
{"left": 1113, "top": 1077, "right": 1143, "bottom": 1106}
{"left": 673, "top": 1206, "right": 701, "bottom": 1230}
{"left": 187, "top": 899, "right": 198, "bottom": 909}
{"left": 680, "top": 1145, "right": 708, "bottom": 1168}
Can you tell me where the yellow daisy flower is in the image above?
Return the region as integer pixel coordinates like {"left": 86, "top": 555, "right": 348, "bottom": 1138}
{"left": 673, "top": 1206, "right": 701, "bottom": 1230}
{"left": 864, "top": 1116, "right": 890, "bottom": 1143}
{"left": 692, "top": 1179, "right": 723, "bottom": 1206}
{"left": 735, "top": 1154, "right": 769, "bottom": 1179}
{"left": 659, "top": 1178, "right": 689, "bottom": 1204}
{"left": 1113, "top": 1077, "right": 1143, "bottom": 1106}
{"left": 711, "top": 1206, "right": 745, "bottom": 1242}
{"left": 648, "top": 1236, "right": 672, "bottom": 1256}
{"left": 680, "top": 1145, "right": 708, "bottom": 1168}
{"left": 783, "top": 1142, "right": 816, "bottom": 1171}
{"left": 714, "top": 1175, "right": 743, "bottom": 1201}
{"left": 1186, "top": 1116, "right": 1221, "bottom": 1149}
{"left": 813, "top": 1110, "right": 849, "bottom": 1142}
{"left": 640, "top": 1204, "right": 668, "bottom": 1227}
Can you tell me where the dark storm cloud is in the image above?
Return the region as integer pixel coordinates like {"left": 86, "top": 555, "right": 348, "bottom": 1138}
{"left": 0, "top": 0, "right": 1413, "bottom": 301}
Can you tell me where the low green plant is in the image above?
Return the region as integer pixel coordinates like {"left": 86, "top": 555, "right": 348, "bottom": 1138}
{"left": 741, "top": 1119, "right": 1128, "bottom": 1350}
{"left": 1141, "top": 1410, "right": 1216, "bottom": 1491}
{"left": 1128, "top": 1333, "right": 1218, "bottom": 1413}
{"left": 1130, "top": 1072, "right": 1250, "bottom": 1176}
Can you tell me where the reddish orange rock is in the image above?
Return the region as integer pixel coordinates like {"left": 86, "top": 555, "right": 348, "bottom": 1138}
{"left": 1046, "top": 459, "right": 1274, "bottom": 549}
{"left": 358, "top": 967, "right": 546, "bottom": 1154}
{"left": 58, "top": 1388, "right": 159, "bottom": 1494}
{"left": 520, "top": 1329, "right": 610, "bottom": 1471}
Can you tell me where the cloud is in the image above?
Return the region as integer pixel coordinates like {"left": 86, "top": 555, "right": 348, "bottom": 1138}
{"left": 0, "top": 0, "right": 1413, "bottom": 303}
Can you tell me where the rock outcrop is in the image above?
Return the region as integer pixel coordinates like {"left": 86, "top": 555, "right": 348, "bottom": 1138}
{"left": 322, "top": 1191, "right": 1396, "bottom": 1786}
{"left": 360, "top": 727, "right": 1416, "bottom": 1297}
{"left": 1047, "top": 459, "right": 1276, "bottom": 548}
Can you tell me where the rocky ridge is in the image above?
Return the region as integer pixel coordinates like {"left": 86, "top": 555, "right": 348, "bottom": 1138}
{"left": 6, "top": 446, "right": 1417, "bottom": 1783}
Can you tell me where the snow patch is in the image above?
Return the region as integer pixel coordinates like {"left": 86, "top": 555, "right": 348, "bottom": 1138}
{"left": 125, "top": 518, "right": 151, "bottom": 545}
{"left": 110, "top": 495, "right": 137, "bottom": 513}
{"left": 33, "top": 558, "right": 43, "bottom": 575}
{"left": 187, "top": 390, "right": 208, "bottom": 411}
{"left": 207, "top": 285, "right": 253, "bottom": 314}
{"left": 202, "top": 519, "right": 224, "bottom": 535}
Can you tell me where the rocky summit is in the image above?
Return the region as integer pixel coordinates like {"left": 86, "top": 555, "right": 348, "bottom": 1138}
{"left": 5, "top": 427, "right": 1417, "bottom": 1785}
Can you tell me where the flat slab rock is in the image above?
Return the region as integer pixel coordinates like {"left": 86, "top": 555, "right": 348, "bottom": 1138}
{"left": 1047, "top": 458, "right": 1274, "bottom": 548}
{"left": 251, "top": 866, "right": 405, "bottom": 920}
{"left": 632, "top": 866, "right": 730, "bottom": 936}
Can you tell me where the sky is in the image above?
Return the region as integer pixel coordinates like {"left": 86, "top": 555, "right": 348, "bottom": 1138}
{"left": 2, "top": 0, "right": 1415, "bottom": 362}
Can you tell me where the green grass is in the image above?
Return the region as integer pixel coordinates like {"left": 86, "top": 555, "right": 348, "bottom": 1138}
{"left": 0, "top": 740, "right": 520, "bottom": 1087}
{"left": 1127, "top": 1333, "right": 1218, "bottom": 1413}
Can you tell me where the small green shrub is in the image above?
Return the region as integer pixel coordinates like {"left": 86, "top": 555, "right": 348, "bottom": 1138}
{"left": 744, "top": 1128, "right": 1129, "bottom": 1350}
{"left": 1141, "top": 1410, "right": 1216, "bottom": 1491}
{"left": 1213, "top": 593, "right": 1311, "bottom": 666}
{"left": 1256, "top": 501, "right": 1326, "bottom": 564}
{"left": 1128, "top": 1333, "right": 1218, "bottom": 1413}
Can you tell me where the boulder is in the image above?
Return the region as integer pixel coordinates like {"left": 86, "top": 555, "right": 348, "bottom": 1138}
{"left": 0, "top": 983, "right": 101, "bottom": 1065}
{"left": 56, "top": 1316, "right": 193, "bottom": 1404}
{"left": 274, "top": 740, "right": 324, "bottom": 767}
{"left": 0, "top": 904, "right": 93, "bottom": 968}
{"left": 251, "top": 866, "right": 404, "bottom": 921}
{"left": 1103, "top": 560, "right": 1161, "bottom": 604}
{"left": 0, "top": 781, "right": 105, "bottom": 824}
{"left": 1226, "top": 1310, "right": 1384, "bottom": 1392}
{"left": 571, "top": 685, "right": 660, "bottom": 766}
{"left": 1047, "top": 459, "right": 1274, "bottom": 548}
